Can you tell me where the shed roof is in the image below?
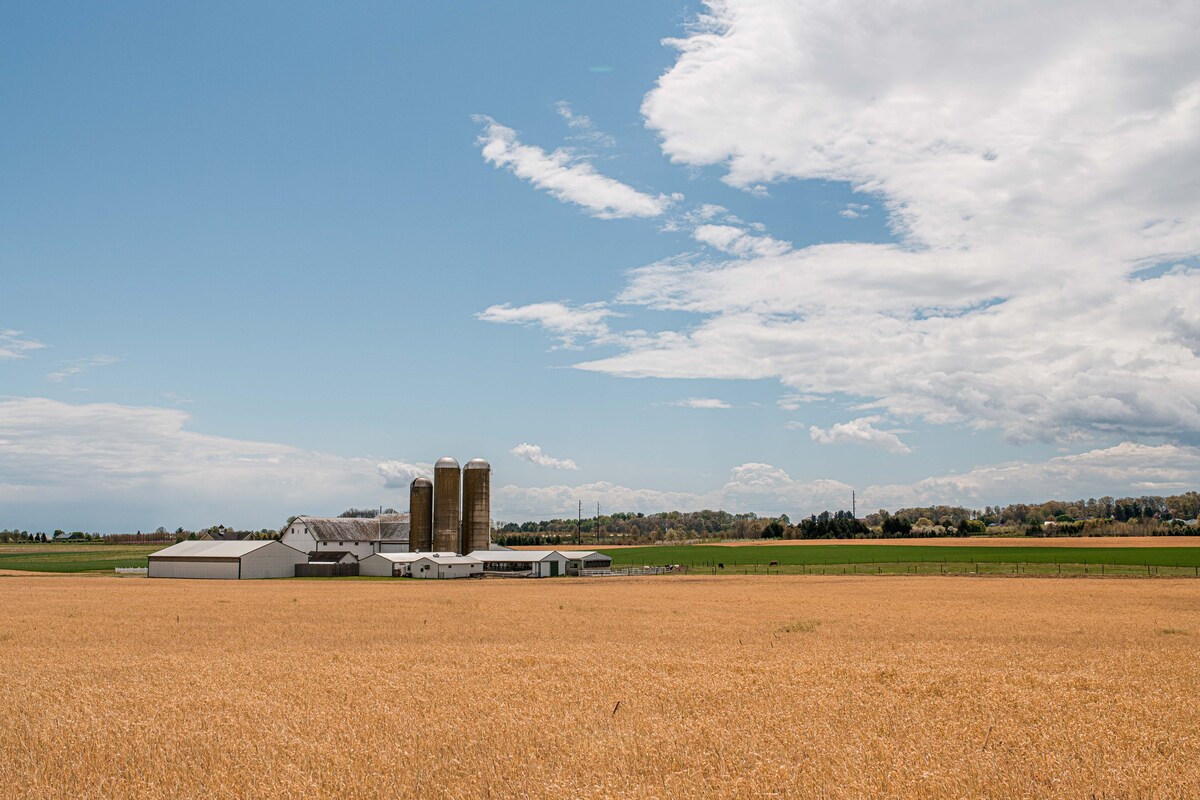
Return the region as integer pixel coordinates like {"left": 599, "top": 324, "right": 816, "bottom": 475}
{"left": 413, "top": 555, "right": 482, "bottom": 566}
{"left": 293, "top": 515, "right": 410, "bottom": 543}
{"left": 363, "top": 552, "right": 457, "bottom": 563}
{"left": 562, "top": 551, "right": 609, "bottom": 561}
{"left": 307, "top": 550, "right": 354, "bottom": 563}
{"left": 469, "top": 550, "right": 565, "bottom": 563}
{"left": 149, "top": 540, "right": 297, "bottom": 559}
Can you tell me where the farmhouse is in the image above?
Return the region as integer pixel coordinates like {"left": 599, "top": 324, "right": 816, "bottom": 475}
{"left": 280, "top": 514, "right": 410, "bottom": 560}
{"left": 469, "top": 550, "right": 569, "bottom": 578}
{"left": 359, "top": 552, "right": 457, "bottom": 577}
{"left": 148, "top": 540, "right": 307, "bottom": 580}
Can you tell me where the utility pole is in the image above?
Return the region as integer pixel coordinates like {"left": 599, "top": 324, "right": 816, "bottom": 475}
{"left": 596, "top": 502, "right": 602, "bottom": 544}
{"left": 852, "top": 490, "right": 856, "bottom": 519}
{"left": 577, "top": 500, "right": 582, "bottom": 545}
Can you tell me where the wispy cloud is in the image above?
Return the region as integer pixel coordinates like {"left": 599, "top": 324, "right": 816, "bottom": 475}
{"left": 474, "top": 116, "right": 676, "bottom": 219}
{"left": 476, "top": 301, "right": 615, "bottom": 349}
{"left": 510, "top": 442, "right": 578, "bottom": 470}
{"left": 554, "top": 101, "right": 616, "bottom": 148}
{"left": 0, "top": 329, "right": 45, "bottom": 360}
{"left": 672, "top": 397, "right": 733, "bottom": 409}
{"left": 46, "top": 355, "right": 117, "bottom": 383}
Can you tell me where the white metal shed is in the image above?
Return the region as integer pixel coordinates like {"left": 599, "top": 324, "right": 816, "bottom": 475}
{"left": 148, "top": 540, "right": 307, "bottom": 580}
{"left": 561, "top": 550, "right": 614, "bottom": 574}
{"left": 359, "top": 552, "right": 457, "bottom": 577}
{"left": 468, "top": 550, "right": 568, "bottom": 578}
{"left": 409, "top": 555, "right": 483, "bottom": 580}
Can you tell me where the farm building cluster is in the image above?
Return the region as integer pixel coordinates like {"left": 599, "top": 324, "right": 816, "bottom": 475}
{"left": 146, "top": 456, "right": 617, "bottom": 580}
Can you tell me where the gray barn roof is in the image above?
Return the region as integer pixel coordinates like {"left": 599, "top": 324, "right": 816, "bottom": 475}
{"left": 150, "top": 540, "right": 300, "bottom": 559}
{"left": 294, "top": 514, "right": 410, "bottom": 543}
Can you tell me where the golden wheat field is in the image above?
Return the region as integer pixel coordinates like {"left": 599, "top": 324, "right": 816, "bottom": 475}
{"left": 1, "top": 575, "right": 1198, "bottom": 799}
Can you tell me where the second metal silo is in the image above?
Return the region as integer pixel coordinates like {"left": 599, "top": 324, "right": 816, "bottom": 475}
{"left": 409, "top": 477, "right": 433, "bottom": 552}
{"left": 461, "top": 458, "right": 491, "bottom": 555}
{"left": 432, "top": 456, "right": 461, "bottom": 553}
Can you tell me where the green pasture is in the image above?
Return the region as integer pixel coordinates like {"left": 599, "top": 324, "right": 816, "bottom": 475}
{"left": 0, "top": 544, "right": 160, "bottom": 573}
{"left": 597, "top": 543, "right": 1200, "bottom": 574}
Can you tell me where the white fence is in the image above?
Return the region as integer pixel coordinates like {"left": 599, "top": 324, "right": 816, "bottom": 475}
{"left": 115, "top": 567, "right": 148, "bottom": 575}
{"left": 579, "top": 566, "right": 686, "bottom": 577}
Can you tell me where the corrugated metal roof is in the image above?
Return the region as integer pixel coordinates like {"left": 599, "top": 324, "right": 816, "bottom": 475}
{"left": 149, "top": 540, "right": 296, "bottom": 559}
{"left": 307, "top": 550, "right": 355, "bottom": 563}
{"left": 469, "top": 550, "right": 564, "bottom": 562}
{"left": 294, "top": 515, "right": 410, "bottom": 542}
{"left": 364, "top": 552, "right": 457, "bottom": 563}
{"left": 413, "top": 555, "right": 481, "bottom": 565}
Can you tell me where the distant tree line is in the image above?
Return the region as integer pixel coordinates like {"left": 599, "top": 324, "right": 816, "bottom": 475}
{"left": 491, "top": 491, "right": 1200, "bottom": 544}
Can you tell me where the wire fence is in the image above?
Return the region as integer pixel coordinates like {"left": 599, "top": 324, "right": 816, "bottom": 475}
{"left": 664, "top": 560, "right": 1200, "bottom": 578}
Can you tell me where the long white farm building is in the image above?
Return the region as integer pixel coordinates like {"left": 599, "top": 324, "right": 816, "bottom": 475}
{"left": 148, "top": 540, "right": 307, "bottom": 580}
{"left": 359, "top": 552, "right": 457, "bottom": 577}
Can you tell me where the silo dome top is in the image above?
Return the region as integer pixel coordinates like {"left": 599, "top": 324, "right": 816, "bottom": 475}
{"left": 410, "top": 477, "right": 433, "bottom": 488}
{"left": 464, "top": 458, "right": 491, "bottom": 470}
{"left": 434, "top": 456, "right": 460, "bottom": 469}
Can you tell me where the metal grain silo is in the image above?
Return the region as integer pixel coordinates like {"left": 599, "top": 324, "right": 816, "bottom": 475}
{"left": 432, "top": 456, "right": 461, "bottom": 553}
{"left": 461, "top": 458, "right": 491, "bottom": 555}
{"left": 409, "top": 477, "right": 433, "bottom": 552}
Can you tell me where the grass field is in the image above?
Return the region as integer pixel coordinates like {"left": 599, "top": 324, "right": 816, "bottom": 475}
{"left": 0, "top": 543, "right": 159, "bottom": 573}
{"left": 598, "top": 543, "right": 1200, "bottom": 575}
{"left": 0, "top": 575, "right": 1197, "bottom": 798}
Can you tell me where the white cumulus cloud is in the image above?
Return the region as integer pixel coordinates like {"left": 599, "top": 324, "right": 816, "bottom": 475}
{"left": 557, "top": 0, "right": 1200, "bottom": 445}
{"left": 377, "top": 460, "right": 433, "bottom": 489}
{"left": 809, "top": 416, "right": 912, "bottom": 454}
{"left": 510, "top": 442, "right": 578, "bottom": 471}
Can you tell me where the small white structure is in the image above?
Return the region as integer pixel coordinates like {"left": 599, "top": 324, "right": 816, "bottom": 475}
{"left": 469, "top": 550, "right": 568, "bottom": 578}
{"left": 148, "top": 540, "right": 307, "bottom": 580}
{"left": 359, "top": 552, "right": 457, "bottom": 577}
{"left": 562, "top": 550, "right": 613, "bottom": 574}
{"left": 280, "top": 514, "right": 410, "bottom": 560}
{"left": 409, "top": 554, "right": 482, "bottom": 580}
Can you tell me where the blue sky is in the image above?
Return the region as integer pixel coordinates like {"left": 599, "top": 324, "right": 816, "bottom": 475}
{"left": 3, "top": 1, "right": 1199, "bottom": 531}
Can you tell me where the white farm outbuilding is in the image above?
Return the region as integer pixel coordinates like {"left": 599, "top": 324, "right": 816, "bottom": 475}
{"left": 469, "top": 550, "right": 568, "bottom": 578}
{"left": 148, "top": 540, "right": 307, "bottom": 580}
{"left": 563, "top": 551, "right": 614, "bottom": 574}
{"left": 409, "top": 555, "right": 482, "bottom": 579}
{"left": 359, "top": 552, "right": 457, "bottom": 578}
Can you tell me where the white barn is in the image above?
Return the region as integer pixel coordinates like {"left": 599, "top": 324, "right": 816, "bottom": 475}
{"left": 409, "top": 554, "right": 482, "bottom": 580}
{"left": 148, "top": 540, "right": 307, "bottom": 580}
{"left": 469, "top": 550, "right": 568, "bottom": 578}
{"left": 280, "top": 514, "right": 410, "bottom": 560}
{"left": 359, "top": 552, "right": 457, "bottom": 578}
